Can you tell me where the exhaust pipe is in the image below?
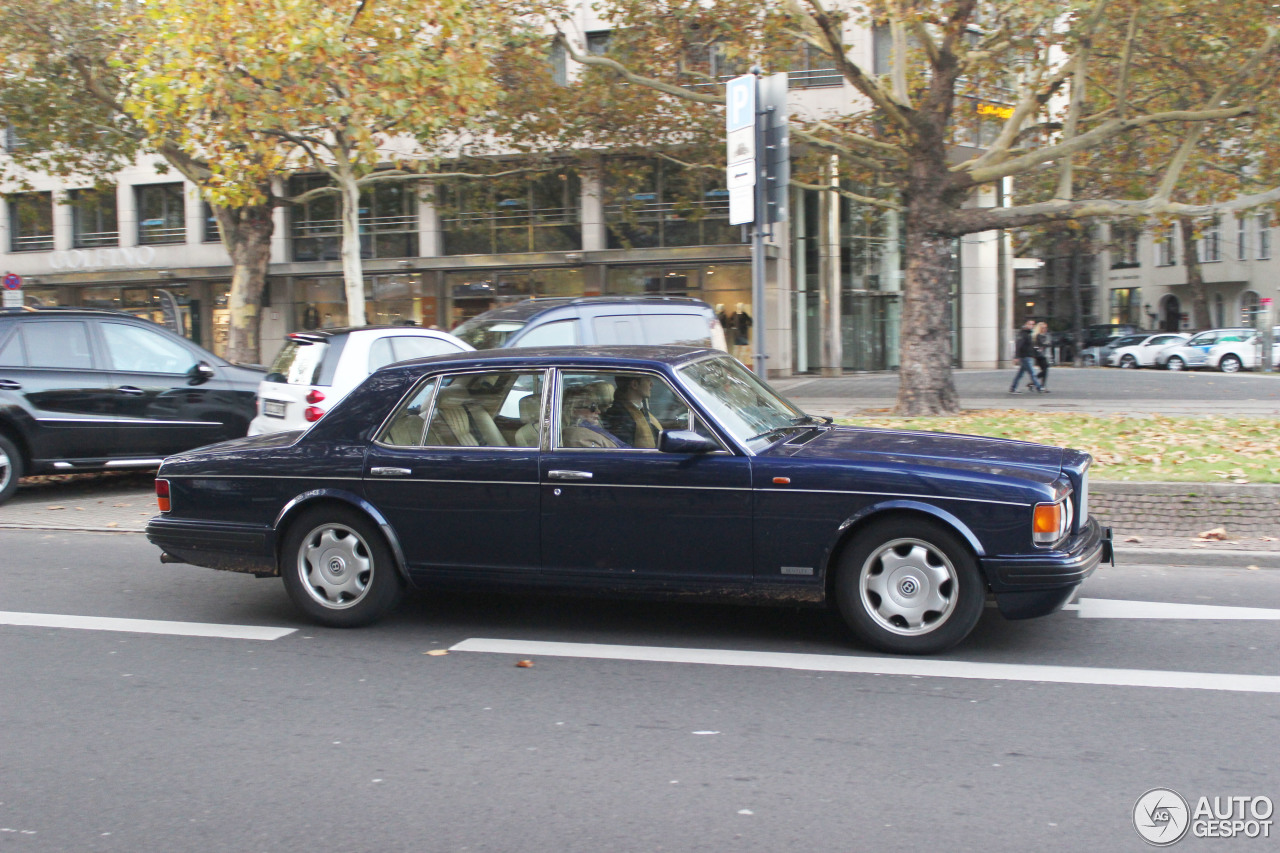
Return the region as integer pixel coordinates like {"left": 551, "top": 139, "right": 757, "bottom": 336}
{"left": 159, "top": 552, "right": 187, "bottom": 565}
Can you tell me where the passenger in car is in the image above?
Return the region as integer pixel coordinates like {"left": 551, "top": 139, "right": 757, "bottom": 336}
{"left": 562, "top": 389, "right": 622, "bottom": 448}
{"left": 602, "top": 374, "right": 663, "bottom": 449}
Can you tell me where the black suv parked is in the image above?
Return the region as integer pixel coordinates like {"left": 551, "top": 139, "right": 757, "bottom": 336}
{"left": 0, "top": 307, "right": 263, "bottom": 504}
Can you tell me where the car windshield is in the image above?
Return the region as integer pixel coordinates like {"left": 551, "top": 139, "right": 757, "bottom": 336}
{"left": 679, "top": 356, "right": 812, "bottom": 451}
{"left": 451, "top": 318, "right": 526, "bottom": 350}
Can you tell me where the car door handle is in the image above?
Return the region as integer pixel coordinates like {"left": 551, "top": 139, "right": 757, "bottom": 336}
{"left": 548, "top": 470, "right": 593, "bottom": 480}
{"left": 118, "top": 386, "right": 146, "bottom": 396}
{"left": 370, "top": 467, "right": 412, "bottom": 477}
{"left": 0, "top": 379, "right": 20, "bottom": 390}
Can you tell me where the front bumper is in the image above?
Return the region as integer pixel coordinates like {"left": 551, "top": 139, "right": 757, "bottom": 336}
{"left": 981, "top": 517, "right": 1112, "bottom": 620}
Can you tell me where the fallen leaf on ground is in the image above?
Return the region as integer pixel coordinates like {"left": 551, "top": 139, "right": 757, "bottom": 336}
{"left": 105, "top": 522, "right": 118, "bottom": 528}
{"left": 46, "top": 505, "right": 65, "bottom": 511}
{"left": 515, "top": 659, "right": 534, "bottom": 668}
{"left": 1246, "top": 565, "right": 1261, "bottom": 571}
{"left": 423, "top": 649, "right": 448, "bottom": 656}
{"left": 1124, "top": 536, "right": 1143, "bottom": 543}
{"left": 1261, "top": 537, "right": 1278, "bottom": 542}
{"left": 1197, "top": 527, "right": 1230, "bottom": 541}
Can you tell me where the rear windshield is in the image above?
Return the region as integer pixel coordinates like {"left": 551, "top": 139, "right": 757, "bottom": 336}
{"left": 264, "top": 339, "right": 327, "bottom": 384}
{"left": 452, "top": 319, "right": 526, "bottom": 350}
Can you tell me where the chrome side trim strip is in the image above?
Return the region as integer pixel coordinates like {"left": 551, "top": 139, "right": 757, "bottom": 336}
{"left": 104, "top": 459, "right": 164, "bottom": 467}
{"left": 755, "top": 487, "right": 1028, "bottom": 506}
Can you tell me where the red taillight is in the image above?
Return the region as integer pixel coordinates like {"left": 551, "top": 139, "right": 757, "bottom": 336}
{"left": 155, "top": 478, "right": 171, "bottom": 513}
{"left": 304, "top": 406, "right": 325, "bottom": 422}
{"left": 305, "top": 389, "right": 325, "bottom": 404}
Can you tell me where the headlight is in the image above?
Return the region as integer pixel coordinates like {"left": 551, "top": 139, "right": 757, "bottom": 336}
{"left": 1033, "top": 498, "right": 1072, "bottom": 547}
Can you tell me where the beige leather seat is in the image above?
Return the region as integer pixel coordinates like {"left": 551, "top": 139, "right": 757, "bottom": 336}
{"left": 513, "top": 394, "right": 541, "bottom": 447}
{"left": 430, "top": 384, "right": 508, "bottom": 447}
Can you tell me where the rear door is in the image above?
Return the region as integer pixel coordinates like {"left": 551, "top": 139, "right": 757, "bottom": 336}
{"left": 0, "top": 318, "right": 119, "bottom": 461}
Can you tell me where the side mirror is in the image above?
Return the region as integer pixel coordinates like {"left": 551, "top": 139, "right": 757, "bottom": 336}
{"left": 658, "top": 429, "right": 719, "bottom": 454}
{"left": 188, "top": 361, "right": 217, "bottom": 386}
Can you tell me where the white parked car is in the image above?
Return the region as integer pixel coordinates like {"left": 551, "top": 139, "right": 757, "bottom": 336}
{"left": 1207, "top": 327, "right": 1280, "bottom": 373}
{"left": 1105, "top": 333, "right": 1189, "bottom": 368}
{"left": 248, "top": 326, "right": 473, "bottom": 435}
{"left": 1155, "top": 328, "right": 1253, "bottom": 370}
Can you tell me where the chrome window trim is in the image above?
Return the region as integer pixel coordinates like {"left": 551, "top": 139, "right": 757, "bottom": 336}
{"left": 371, "top": 375, "right": 440, "bottom": 448}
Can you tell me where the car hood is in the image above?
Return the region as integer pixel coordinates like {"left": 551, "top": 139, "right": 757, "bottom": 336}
{"left": 778, "top": 426, "right": 1064, "bottom": 480}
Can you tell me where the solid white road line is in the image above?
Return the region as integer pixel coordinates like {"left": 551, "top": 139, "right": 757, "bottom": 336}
{"left": 0, "top": 610, "right": 296, "bottom": 641}
{"left": 1065, "top": 598, "right": 1280, "bottom": 620}
{"left": 450, "top": 638, "right": 1280, "bottom": 694}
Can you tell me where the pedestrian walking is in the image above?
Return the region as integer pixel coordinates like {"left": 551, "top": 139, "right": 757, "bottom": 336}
{"left": 1033, "top": 322, "right": 1051, "bottom": 389}
{"left": 1010, "top": 320, "right": 1045, "bottom": 393}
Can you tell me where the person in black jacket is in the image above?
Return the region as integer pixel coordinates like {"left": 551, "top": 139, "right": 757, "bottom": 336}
{"left": 1009, "top": 320, "right": 1045, "bottom": 393}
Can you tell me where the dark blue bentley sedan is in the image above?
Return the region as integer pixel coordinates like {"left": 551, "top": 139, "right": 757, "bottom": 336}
{"left": 146, "top": 347, "right": 1111, "bottom": 654}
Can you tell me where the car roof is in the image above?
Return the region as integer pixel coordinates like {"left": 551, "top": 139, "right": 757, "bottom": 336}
{"left": 0, "top": 306, "right": 147, "bottom": 321}
{"left": 287, "top": 324, "right": 454, "bottom": 341}
{"left": 462, "top": 296, "right": 713, "bottom": 324}
{"left": 379, "top": 344, "right": 721, "bottom": 374}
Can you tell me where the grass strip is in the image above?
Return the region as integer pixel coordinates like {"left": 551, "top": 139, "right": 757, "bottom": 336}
{"left": 838, "top": 411, "right": 1280, "bottom": 484}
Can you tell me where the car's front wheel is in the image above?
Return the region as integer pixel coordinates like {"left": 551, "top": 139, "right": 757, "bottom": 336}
{"left": 1120, "top": 354, "right": 1138, "bottom": 369}
{"left": 1166, "top": 356, "right": 1185, "bottom": 371}
{"left": 835, "top": 518, "right": 985, "bottom": 655}
{"left": 1218, "top": 354, "right": 1242, "bottom": 373}
{"left": 0, "top": 433, "right": 22, "bottom": 505}
{"left": 281, "top": 506, "right": 405, "bottom": 627}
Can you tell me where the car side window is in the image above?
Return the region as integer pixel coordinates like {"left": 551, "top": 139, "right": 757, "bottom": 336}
{"left": 101, "top": 322, "right": 196, "bottom": 374}
{"left": 592, "top": 316, "right": 640, "bottom": 345}
{"left": 0, "top": 327, "right": 24, "bottom": 366}
{"left": 377, "top": 378, "right": 438, "bottom": 447}
{"left": 513, "top": 320, "right": 578, "bottom": 348}
{"left": 640, "top": 314, "right": 712, "bottom": 347}
{"left": 22, "top": 321, "right": 94, "bottom": 370}
{"left": 423, "top": 371, "right": 542, "bottom": 448}
{"left": 559, "top": 370, "right": 709, "bottom": 450}
{"left": 367, "top": 335, "right": 462, "bottom": 373}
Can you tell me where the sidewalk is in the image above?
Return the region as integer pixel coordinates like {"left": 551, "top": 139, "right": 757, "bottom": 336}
{"left": 4, "top": 472, "right": 1279, "bottom": 567}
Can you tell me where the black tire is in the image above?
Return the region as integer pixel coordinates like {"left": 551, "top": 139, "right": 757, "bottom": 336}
{"left": 0, "top": 433, "right": 22, "bottom": 505}
{"left": 1120, "top": 354, "right": 1138, "bottom": 369}
{"left": 834, "top": 517, "right": 985, "bottom": 655}
{"left": 1166, "top": 356, "right": 1185, "bottom": 371}
{"left": 281, "top": 505, "right": 405, "bottom": 628}
{"left": 1218, "top": 354, "right": 1242, "bottom": 374}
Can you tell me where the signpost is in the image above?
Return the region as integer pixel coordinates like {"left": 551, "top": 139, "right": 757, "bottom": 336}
{"left": 725, "top": 71, "right": 789, "bottom": 376}
{"left": 2, "top": 273, "right": 21, "bottom": 309}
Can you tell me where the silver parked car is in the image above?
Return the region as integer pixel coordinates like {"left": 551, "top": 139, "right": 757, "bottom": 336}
{"left": 1155, "top": 328, "right": 1253, "bottom": 371}
{"left": 1105, "top": 333, "right": 1189, "bottom": 368}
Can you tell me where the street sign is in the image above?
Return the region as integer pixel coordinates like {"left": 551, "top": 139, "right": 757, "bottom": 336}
{"left": 3, "top": 273, "right": 21, "bottom": 289}
{"left": 726, "top": 125, "right": 755, "bottom": 166}
{"left": 759, "top": 72, "right": 790, "bottom": 224}
{"left": 726, "top": 74, "right": 756, "bottom": 132}
{"left": 2, "top": 273, "right": 20, "bottom": 307}
{"left": 726, "top": 161, "right": 755, "bottom": 190}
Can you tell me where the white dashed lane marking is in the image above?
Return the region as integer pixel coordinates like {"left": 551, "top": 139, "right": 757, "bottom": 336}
{"left": 0, "top": 610, "right": 296, "bottom": 641}
{"left": 450, "top": 638, "right": 1280, "bottom": 694}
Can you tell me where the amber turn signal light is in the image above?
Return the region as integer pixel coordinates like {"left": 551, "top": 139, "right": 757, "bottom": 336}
{"left": 155, "top": 478, "right": 171, "bottom": 513}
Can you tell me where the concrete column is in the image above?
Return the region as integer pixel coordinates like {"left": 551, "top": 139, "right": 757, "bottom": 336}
{"left": 270, "top": 176, "right": 289, "bottom": 264}
{"left": 52, "top": 190, "right": 72, "bottom": 251}
{"left": 420, "top": 182, "right": 441, "bottom": 257}
{"left": 184, "top": 181, "right": 202, "bottom": 244}
{"left": 819, "top": 155, "right": 842, "bottom": 375}
{"left": 580, "top": 161, "right": 605, "bottom": 252}
{"left": 118, "top": 182, "right": 137, "bottom": 248}
{"left": 768, "top": 216, "right": 792, "bottom": 377}
{"left": 958, "top": 185, "right": 1001, "bottom": 369}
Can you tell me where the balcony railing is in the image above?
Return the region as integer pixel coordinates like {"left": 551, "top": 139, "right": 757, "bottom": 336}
{"left": 74, "top": 230, "right": 120, "bottom": 248}
{"left": 138, "top": 223, "right": 186, "bottom": 244}
{"left": 10, "top": 234, "right": 55, "bottom": 252}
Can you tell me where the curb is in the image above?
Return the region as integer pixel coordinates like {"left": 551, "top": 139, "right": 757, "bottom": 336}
{"left": 1113, "top": 547, "right": 1280, "bottom": 568}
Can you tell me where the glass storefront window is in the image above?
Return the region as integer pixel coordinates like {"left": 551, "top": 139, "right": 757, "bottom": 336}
{"left": 295, "top": 274, "right": 434, "bottom": 331}
{"left": 8, "top": 192, "right": 54, "bottom": 252}
{"left": 445, "top": 268, "right": 584, "bottom": 328}
{"left": 289, "top": 176, "right": 419, "bottom": 261}
{"left": 69, "top": 187, "right": 119, "bottom": 248}
{"left": 604, "top": 159, "right": 744, "bottom": 250}
{"left": 136, "top": 183, "right": 186, "bottom": 244}
{"left": 81, "top": 285, "right": 193, "bottom": 340}
{"left": 438, "top": 170, "right": 582, "bottom": 256}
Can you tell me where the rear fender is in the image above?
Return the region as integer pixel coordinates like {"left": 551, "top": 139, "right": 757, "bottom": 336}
{"left": 274, "top": 488, "right": 411, "bottom": 585}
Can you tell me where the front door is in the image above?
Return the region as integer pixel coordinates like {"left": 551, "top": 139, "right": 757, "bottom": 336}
{"left": 539, "top": 370, "right": 753, "bottom": 584}
{"left": 363, "top": 370, "right": 545, "bottom": 577}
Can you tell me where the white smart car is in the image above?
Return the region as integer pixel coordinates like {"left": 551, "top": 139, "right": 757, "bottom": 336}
{"left": 1105, "top": 332, "right": 1189, "bottom": 368}
{"left": 248, "top": 326, "right": 473, "bottom": 435}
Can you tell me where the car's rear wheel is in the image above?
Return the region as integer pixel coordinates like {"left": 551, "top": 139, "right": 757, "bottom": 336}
{"left": 1120, "top": 354, "right": 1138, "bottom": 369}
{"left": 0, "top": 434, "right": 22, "bottom": 505}
{"left": 1166, "top": 356, "right": 1185, "bottom": 371}
{"left": 281, "top": 506, "right": 405, "bottom": 627}
{"left": 835, "top": 518, "right": 985, "bottom": 655}
{"left": 1219, "top": 354, "right": 1242, "bottom": 373}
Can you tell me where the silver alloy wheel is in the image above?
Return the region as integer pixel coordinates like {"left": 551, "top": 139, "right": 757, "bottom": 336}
{"left": 1220, "top": 355, "right": 1241, "bottom": 373}
{"left": 859, "top": 537, "right": 959, "bottom": 636}
{"left": 0, "top": 447, "right": 10, "bottom": 494}
{"left": 1167, "top": 356, "right": 1185, "bottom": 371}
{"left": 296, "top": 522, "right": 373, "bottom": 609}
{"left": 1120, "top": 355, "right": 1137, "bottom": 368}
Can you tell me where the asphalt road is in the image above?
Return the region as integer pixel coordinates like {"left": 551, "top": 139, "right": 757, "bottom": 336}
{"left": 776, "top": 365, "right": 1280, "bottom": 417}
{"left": 3, "top": 530, "right": 1278, "bottom": 852}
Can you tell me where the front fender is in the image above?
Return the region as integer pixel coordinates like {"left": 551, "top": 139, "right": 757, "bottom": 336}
{"left": 274, "top": 488, "right": 412, "bottom": 585}
{"left": 830, "top": 499, "right": 987, "bottom": 560}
